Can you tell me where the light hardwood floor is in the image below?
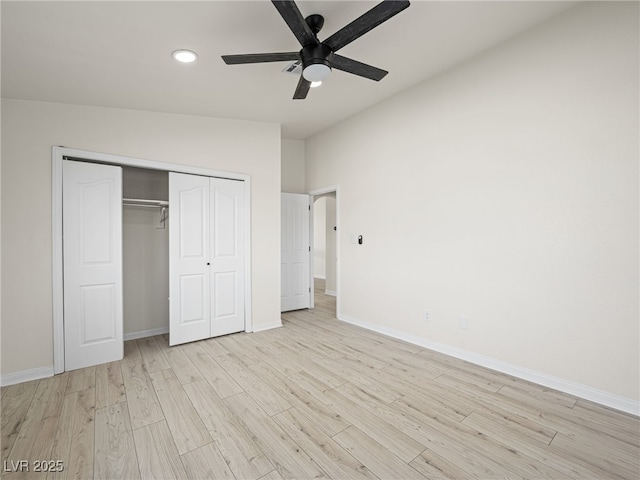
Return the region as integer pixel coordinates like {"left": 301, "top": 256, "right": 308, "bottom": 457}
{"left": 2, "top": 279, "right": 639, "bottom": 479}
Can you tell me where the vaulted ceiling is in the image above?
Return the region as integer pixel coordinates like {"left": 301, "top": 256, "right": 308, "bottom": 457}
{"left": 1, "top": 1, "right": 577, "bottom": 139}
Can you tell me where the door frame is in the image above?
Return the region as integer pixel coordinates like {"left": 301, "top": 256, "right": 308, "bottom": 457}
{"left": 308, "top": 185, "right": 340, "bottom": 316}
{"left": 52, "top": 146, "right": 252, "bottom": 374}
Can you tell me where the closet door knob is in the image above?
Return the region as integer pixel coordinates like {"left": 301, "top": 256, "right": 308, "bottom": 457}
{"left": 206, "top": 262, "right": 210, "bottom": 266}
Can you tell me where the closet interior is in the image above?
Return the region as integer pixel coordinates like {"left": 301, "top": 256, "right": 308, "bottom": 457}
{"left": 122, "top": 167, "right": 169, "bottom": 339}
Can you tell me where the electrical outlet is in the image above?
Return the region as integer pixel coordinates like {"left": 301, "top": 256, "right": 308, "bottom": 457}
{"left": 424, "top": 310, "right": 430, "bottom": 321}
{"left": 459, "top": 316, "right": 469, "bottom": 330}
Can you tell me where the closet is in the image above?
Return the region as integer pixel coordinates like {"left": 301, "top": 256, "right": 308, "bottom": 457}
{"left": 122, "top": 167, "right": 170, "bottom": 342}
{"left": 61, "top": 158, "right": 246, "bottom": 371}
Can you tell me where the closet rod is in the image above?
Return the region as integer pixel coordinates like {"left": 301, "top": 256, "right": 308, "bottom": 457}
{"left": 122, "top": 198, "right": 168, "bottom": 207}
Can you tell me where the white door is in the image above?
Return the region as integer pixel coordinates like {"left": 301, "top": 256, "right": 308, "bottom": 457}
{"left": 169, "top": 173, "right": 245, "bottom": 345}
{"left": 281, "top": 193, "right": 311, "bottom": 312}
{"left": 169, "top": 173, "right": 211, "bottom": 346}
{"left": 63, "top": 160, "right": 123, "bottom": 370}
{"left": 210, "top": 177, "right": 245, "bottom": 337}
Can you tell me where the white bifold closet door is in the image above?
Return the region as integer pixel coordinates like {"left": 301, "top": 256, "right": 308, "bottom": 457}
{"left": 169, "top": 172, "right": 245, "bottom": 346}
{"left": 281, "top": 193, "right": 310, "bottom": 312}
{"left": 63, "top": 160, "right": 123, "bottom": 371}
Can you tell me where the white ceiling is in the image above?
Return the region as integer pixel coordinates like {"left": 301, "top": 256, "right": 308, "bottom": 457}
{"left": 1, "top": 1, "right": 578, "bottom": 139}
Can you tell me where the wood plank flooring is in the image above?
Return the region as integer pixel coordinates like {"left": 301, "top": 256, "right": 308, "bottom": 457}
{"left": 2, "top": 279, "right": 639, "bottom": 479}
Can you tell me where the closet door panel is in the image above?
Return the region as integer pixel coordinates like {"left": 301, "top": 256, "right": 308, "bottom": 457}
{"left": 210, "top": 178, "right": 245, "bottom": 337}
{"left": 80, "top": 284, "right": 117, "bottom": 342}
{"left": 212, "top": 189, "right": 238, "bottom": 256}
{"left": 169, "top": 173, "right": 211, "bottom": 346}
{"left": 180, "top": 274, "right": 206, "bottom": 322}
{"left": 63, "top": 160, "right": 123, "bottom": 370}
{"left": 179, "top": 187, "right": 208, "bottom": 258}
{"left": 213, "top": 272, "right": 237, "bottom": 316}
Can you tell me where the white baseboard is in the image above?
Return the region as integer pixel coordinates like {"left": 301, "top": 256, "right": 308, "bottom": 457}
{"left": 338, "top": 313, "right": 639, "bottom": 416}
{"left": 324, "top": 290, "right": 337, "bottom": 297}
{"left": 1, "top": 366, "right": 54, "bottom": 387}
{"left": 314, "top": 275, "right": 326, "bottom": 280}
{"left": 252, "top": 321, "right": 282, "bottom": 333}
{"left": 124, "top": 327, "right": 169, "bottom": 341}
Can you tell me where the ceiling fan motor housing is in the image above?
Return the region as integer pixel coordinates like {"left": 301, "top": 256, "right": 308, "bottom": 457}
{"left": 301, "top": 43, "right": 333, "bottom": 80}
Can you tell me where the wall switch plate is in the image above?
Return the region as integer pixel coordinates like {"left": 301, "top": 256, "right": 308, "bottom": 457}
{"left": 459, "top": 316, "right": 469, "bottom": 330}
{"left": 350, "top": 235, "right": 358, "bottom": 244}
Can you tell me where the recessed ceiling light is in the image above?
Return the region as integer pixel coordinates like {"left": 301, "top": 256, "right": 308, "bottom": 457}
{"left": 310, "top": 81, "right": 322, "bottom": 88}
{"left": 172, "top": 49, "right": 198, "bottom": 63}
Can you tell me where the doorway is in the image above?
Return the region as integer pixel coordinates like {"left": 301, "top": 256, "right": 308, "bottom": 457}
{"left": 309, "top": 186, "right": 340, "bottom": 318}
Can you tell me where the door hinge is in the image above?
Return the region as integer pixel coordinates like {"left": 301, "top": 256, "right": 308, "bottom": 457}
{"left": 308, "top": 246, "right": 311, "bottom": 252}
{"left": 309, "top": 287, "right": 311, "bottom": 292}
{"left": 308, "top": 205, "right": 311, "bottom": 210}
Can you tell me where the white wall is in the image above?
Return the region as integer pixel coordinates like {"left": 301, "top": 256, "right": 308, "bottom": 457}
{"left": 281, "top": 138, "right": 305, "bottom": 193}
{"left": 1, "top": 99, "right": 281, "bottom": 376}
{"left": 306, "top": 2, "right": 639, "bottom": 407}
{"left": 314, "top": 197, "right": 327, "bottom": 279}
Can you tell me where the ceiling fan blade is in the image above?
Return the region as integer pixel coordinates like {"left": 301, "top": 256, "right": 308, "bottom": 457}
{"left": 222, "top": 52, "right": 300, "bottom": 65}
{"left": 323, "top": 0, "right": 410, "bottom": 52}
{"left": 331, "top": 54, "right": 388, "bottom": 81}
{"left": 293, "top": 75, "right": 311, "bottom": 99}
{"left": 272, "top": 0, "right": 318, "bottom": 47}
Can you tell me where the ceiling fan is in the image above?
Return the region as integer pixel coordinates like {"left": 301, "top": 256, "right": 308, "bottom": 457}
{"left": 222, "top": 0, "right": 410, "bottom": 99}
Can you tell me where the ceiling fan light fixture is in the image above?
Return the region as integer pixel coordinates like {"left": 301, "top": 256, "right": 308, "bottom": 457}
{"left": 310, "top": 81, "right": 323, "bottom": 88}
{"left": 172, "top": 49, "right": 198, "bottom": 63}
{"left": 220, "top": 0, "right": 410, "bottom": 99}
{"left": 303, "top": 63, "right": 331, "bottom": 82}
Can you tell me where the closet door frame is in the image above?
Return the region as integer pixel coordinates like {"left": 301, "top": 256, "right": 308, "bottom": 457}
{"left": 52, "top": 146, "right": 252, "bottom": 374}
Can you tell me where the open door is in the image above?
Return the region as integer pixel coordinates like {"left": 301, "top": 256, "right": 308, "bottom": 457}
{"left": 281, "top": 193, "right": 311, "bottom": 311}
{"left": 63, "top": 160, "right": 123, "bottom": 370}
